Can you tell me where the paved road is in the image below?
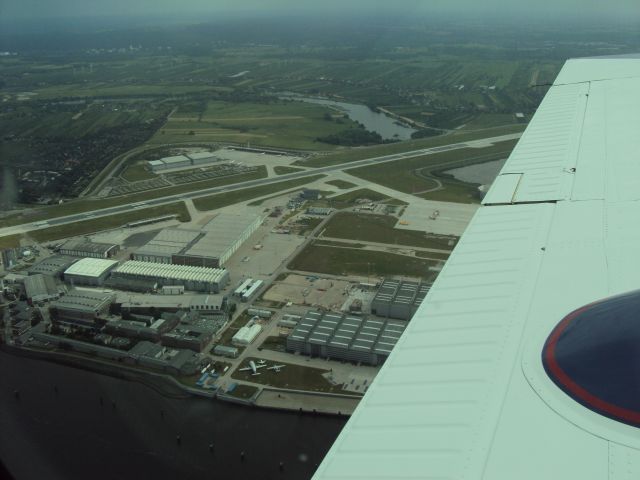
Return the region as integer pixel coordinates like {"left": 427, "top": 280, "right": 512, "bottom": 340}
{"left": 0, "top": 133, "right": 520, "bottom": 237}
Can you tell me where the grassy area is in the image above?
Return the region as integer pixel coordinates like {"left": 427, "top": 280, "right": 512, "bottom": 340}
{"left": 298, "top": 124, "right": 524, "bottom": 167}
{"left": 24, "top": 202, "right": 190, "bottom": 243}
{"left": 314, "top": 239, "right": 366, "bottom": 248}
{"left": 193, "top": 174, "right": 325, "bottom": 211}
{"left": 231, "top": 357, "right": 354, "bottom": 394}
{"left": 346, "top": 140, "right": 517, "bottom": 203}
{"left": 226, "top": 384, "right": 259, "bottom": 399}
{"left": 0, "top": 234, "right": 23, "bottom": 249}
{"left": 325, "top": 179, "right": 357, "bottom": 189}
{"left": 120, "top": 163, "right": 156, "bottom": 182}
{"left": 288, "top": 243, "right": 441, "bottom": 280}
{"left": 0, "top": 167, "right": 269, "bottom": 229}
{"left": 328, "top": 188, "right": 391, "bottom": 204}
{"left": 296, "top": 216, "right": 325, "bottom": 236}
{"left": 259, "top": 336, "right": 287, "bottom": 353}
{"left": 321, "top": 212, "right": 457, "bottom": 250}
{"left": 274, "top": 166, "right": 305, "bottom": 175}
{"left": 149, "top": 99, "right": 361, "bottom": 150}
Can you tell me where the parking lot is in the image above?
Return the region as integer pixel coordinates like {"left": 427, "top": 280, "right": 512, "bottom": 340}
{"left": 262, "top": 273, "right": 352, "bottom": 310}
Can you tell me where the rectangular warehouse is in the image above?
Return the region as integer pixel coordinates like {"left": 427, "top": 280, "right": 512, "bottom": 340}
{"left": 28, "top": 255, "right": 78, "bottom": 277}
{"left": 132, "top": 214, "right": 261, "bottom": 268}
{"left": 64, "top": 258, "right": 119, "bottom": 286}
{"left": 51, "top": 289, "right": 115, "bottom": 328}
{"left": 370, "top": 278, "right": 432, "bottom": 320}
{"left": 111, "top": 261, "right": 229, "bottom": 293}
{"left": 286, "top": 310, "right": 406, "bottom": 366}
{"left": 59, "top": 239, "right": 119, "bottom": 259}
{"left": 187, "top": 212, "right": 263, "bottom": 267}
{"left": 132, "top": 228, "right": 202, "bottom": 264}
{"left": 24, "top": 274, "right": 60, "bottom": 303}
{"left": 187, "top": 151, "right": 219, "bottom": 165}
{"left": 147, "top": 155, "right": 191, "bottom": 172}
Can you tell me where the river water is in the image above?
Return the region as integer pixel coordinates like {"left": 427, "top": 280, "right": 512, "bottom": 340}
{"left": 0, "top": 351, "right": 346, "bottom": 480}
{"left": 280, "top": 94, "right": 416, "bottom": 140}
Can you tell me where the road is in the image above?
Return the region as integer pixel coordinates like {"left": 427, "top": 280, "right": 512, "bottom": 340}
{"left": 0, "top": 133, "right": 520, "bottom": 238}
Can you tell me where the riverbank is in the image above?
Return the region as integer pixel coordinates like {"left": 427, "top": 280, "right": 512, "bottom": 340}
{"left": 1, "top": 343, "right": 358, "bottom": 416}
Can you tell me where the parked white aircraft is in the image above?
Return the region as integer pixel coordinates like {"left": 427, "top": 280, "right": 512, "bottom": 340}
{"left": 239, "top": 360, "right": 266, "bottom": 376}
{"left": 266, "top": 364, "right": 285, "bottom": 372}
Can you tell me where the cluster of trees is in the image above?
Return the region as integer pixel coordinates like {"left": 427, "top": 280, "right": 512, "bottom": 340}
{"left": 317, "top": 128, "right": 384, "bottom": 146}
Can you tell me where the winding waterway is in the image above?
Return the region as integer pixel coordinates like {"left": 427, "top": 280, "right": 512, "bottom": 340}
{"left": 0, "top": 351, "right": 346, "bottom": 480}
{"left": 280, "top": 94, "right": 417, "bottom": 140}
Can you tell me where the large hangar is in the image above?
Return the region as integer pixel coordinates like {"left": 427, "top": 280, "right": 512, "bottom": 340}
{"left": 63, "top": 258, "right": 119, "bottom": 286}
{"left": 110, "top": 260, "right": 229, "bottom": 293}
{"left": 132, "top": 212, "right": 262, "bottom": 268}
{"left": 286, "top": 310, "right": 406, "bottom": 366}
{"left": 132, "top": 228, "right": 202, "bottom": 264}
{"left": 371, "top": 278, "right": 431, "bottom": 320}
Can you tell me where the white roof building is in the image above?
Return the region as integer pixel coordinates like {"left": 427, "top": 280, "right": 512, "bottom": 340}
{"left": 232, "top": 323, "right": 262, "bottom": 346}
{"left": 111, "top": 260, "right": 229, "bottom": 293}
{"left": 64, "top": 258, "right": 119, "bottom": 279}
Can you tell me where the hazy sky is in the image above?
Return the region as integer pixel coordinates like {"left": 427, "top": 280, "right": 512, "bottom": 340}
{"left": 1, "top": 0, "right": 639, "bottom": 21}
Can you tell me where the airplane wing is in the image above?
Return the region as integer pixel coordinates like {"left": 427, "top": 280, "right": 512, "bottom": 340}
{"left": 313, "top": 54, "right": 640, "bottom": 480}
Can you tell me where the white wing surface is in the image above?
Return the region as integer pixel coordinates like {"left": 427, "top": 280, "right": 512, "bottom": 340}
{"left": 314, "top": 55, "right": 640, "bottom": 480}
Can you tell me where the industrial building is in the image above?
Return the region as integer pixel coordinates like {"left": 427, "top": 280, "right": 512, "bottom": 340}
{"left": 116, "top": 293, "right": 227, "bottom": 315}
{"left": 132, "top": 228, "right": 202, "bottom": 264}
{"left": 213, "top": 344, "right": 239, "bottom": 358}
{"left": 161, "top": 324, "right": 213, "bottom": 352}
{"left": 306, "top": 207, "right": 333, "bottom": 216}
{"left": 146, "top": 151, "right": 219, "bottom": 173}
{"left": 181, "top": 212, "right": 263, "bottom": 267}
{"left": 104, "top": 317, "right": 175, "bottom": 341}
{"left": 232, "top": 321, "right": 262, "bottom": 347}
{"left": 63, "top": 258, "right": 119, "bottom": 286}
{"left": 147, "top": 155, "right": 192, "bottom": 172}
{"left": 286, "top": 310, "right": 406, "bottom": 366}
{"left": 128, "top": 341, "right": 200, "bottom": 375}
{"left": 50, "top": 289, "right": 115, "bottom": 328}
{"left": 233, "top": 279, "right": 264, "bottom": 302}
{"left": 59, "top": 239, "right": 119, "bottom": 259}
{"left": 24, "top": 274, "right": 61, "bottom": 303}
{"left": 132, "top": 213, "right": 261, "bottom": 268}
{"left": 240, "top": 280, "right": 263, "bottom": 302}
{"left": 187, "top": 151, "right": 218, "bottom": 165}
{"left": 111, "top": 261, "right": 229, "bottom": 293}
{"left": 370, "top": 279, "right": 432, "bottom": 320}
{"left": 31, "top": 332, "right": 199, "bottom": 376}
{"left": 28, "top": 255, "right": 78, "bottom": 277}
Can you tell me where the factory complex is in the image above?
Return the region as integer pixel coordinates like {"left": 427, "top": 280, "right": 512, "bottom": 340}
{"left": 133, "top": 213, "right": 262, "bottom": 268}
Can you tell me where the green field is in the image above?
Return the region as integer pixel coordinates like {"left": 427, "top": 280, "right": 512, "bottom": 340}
{"left": 273, "top": 166, "right": 305, "bottom": 175}
{"left": 299, "top": 124, "right": 524, "bottom": 167}
{"left": 21, "top": 202, "right": 190, "bottom": 243}
{"left": 120, "top": 163, "right": 157, "bottom": 182}
{"left": 193, "top": 174, "right": 325, "bottom": 211}
{"left": 320, "top": 212, "right": 457, "bottom": 250}
{"left": 0, "top": 234, "right": 23, "bottom": 249}
{"left": 288, "top": 243, "right": 442, "bottom": 280}
{"left": 149, "top": 99, "right": 361, "bottom": 150}
{"left": 232, "top": 356, "right": 354, "bottom": 394}
{"left": 346, "top": 139, "right": 517, "bottom": 203}
{"left": 325, "top": 179, "right": 357, "bottom": 189}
